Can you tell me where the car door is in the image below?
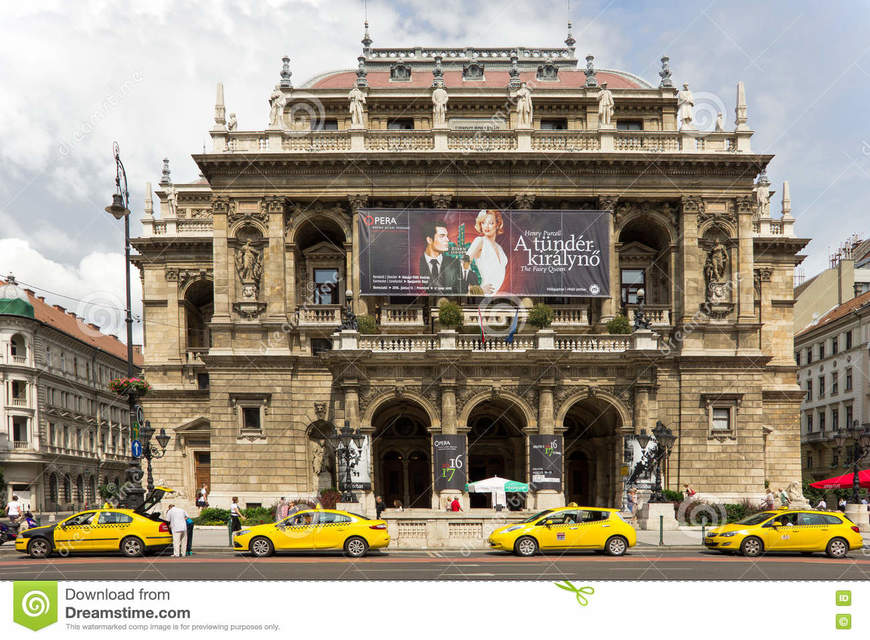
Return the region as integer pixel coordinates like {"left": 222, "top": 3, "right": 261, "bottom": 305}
{"left": 794, "top": 512, "right": 830, "bottom": 550}
{"left": 535, "top": 510, "right": 581, "bottom": 549}
{"left": 575, "top": 510, "right": 613, "bottom": 548}
{"left": 274, "top": 511, "right": 319, "bottom": 550}
{"left": 92, "top": 511, "right": 136, "bottom": 551}
{"left": 53, "top": 512, "right": 98, "bottom": 553}
{"left": 315, "top": 512, "right": 353, "bottom": 549}
{"left": 762, "top": 512, "right": 800, "bottom": 550}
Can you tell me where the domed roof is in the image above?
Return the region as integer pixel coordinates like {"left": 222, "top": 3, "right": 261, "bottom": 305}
{"left": 0, "top": 276, "right": 35, "bottom": 319}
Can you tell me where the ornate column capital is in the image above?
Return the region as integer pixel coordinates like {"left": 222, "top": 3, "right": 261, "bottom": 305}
{"left": 432, "top": 193, "right": 452, "bottom": 209}
{"left": 348, "top": 194, "right": 368, "bottom": 211}
{"left": 681, "top": 195, "right": 705, "bottom": 214}
{"left": 597, "top": 195, "right": 619, "bottom": 212}
{"left": 514, "top": 193, "right": 536, "bottom": 209}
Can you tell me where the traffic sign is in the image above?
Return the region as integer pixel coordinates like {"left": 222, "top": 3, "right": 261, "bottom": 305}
{"left": 135, "top": 405, "right": 144, "bottom": 425}
{"left": 131, "top": 439, "right": 142, "bottom": 458}
{"left": 132, "top": 424, "right": 140, "bottom": 440}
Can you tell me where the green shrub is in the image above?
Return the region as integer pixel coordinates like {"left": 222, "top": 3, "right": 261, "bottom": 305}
{"left": 662, "top": 489, "right": 683, "bottom": 502}
{"left": 528, "top": 303, "right": 553, "bottom": 329}
{"left": 241, "top": 506, "right": 275, "bottom": 525}
{"left": 438, "top": 301, "right": 463, "bottom": 329}
{"left": 194, "top": 507, "right": 230, "bottom": 525}
{"left": 356, "top": 314, "right": 377, "bottom": 334}
{"left": 606, "top": 314, "right": 631, "bottom": 334}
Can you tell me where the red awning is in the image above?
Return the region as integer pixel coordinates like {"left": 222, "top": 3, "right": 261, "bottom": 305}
{"left": 809, "top": 470, "right": 870, "bottom": 490}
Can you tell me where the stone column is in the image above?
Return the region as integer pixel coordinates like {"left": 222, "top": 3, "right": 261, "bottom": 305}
{"left": 634, "top": 386, "right": 649, "bottom": 434}
{"left": 285, "top": 242, "right": 297, "bottom": 320}
{"left": 348, "top": 195, "right": 368, "bottom": 314}
{"left": 736, "top": 195, "right": 755, "bottom": 322}
{"left": 598, "top": 196, "right": 619, "bottom": 323}
{"left": 265, "top": 197, "right": 286, "bottom": 320}
{"left": 440, "top": 380, "right": 457, "bottom": 434}
{"left": 342, "top": 379, "right": 360, "bottom": 426}
{"left": 679, "top": 196, "right": 702, "bottom": 324}
{"left": 538, "top": 380, "right": 554, "bottom": 435}
{"left": 211, "top": 197, "right": 231, "bottom": 321}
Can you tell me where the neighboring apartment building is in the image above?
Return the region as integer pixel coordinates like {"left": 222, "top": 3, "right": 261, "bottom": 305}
{"left": 794, "top": 235, "right": 870, "bottom": 333}
{"left": 0, "top": 276, "right": 142, "bottom": 511}
{"left": 796, "top": 289, "right": 870, "bottom": 482}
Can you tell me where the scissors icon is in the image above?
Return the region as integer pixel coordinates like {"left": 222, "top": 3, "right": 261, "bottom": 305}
{"left": 554, "top": 581, "right": 595, "bottom": 606}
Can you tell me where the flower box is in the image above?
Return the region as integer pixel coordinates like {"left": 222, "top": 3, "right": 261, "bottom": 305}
{"left": 108, "top": 377, "right": 151, "bottom": 397}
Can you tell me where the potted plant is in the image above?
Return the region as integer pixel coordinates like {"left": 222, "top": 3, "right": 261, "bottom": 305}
{"left": 605, "top": 314, "right": 631, "bottom": 334}
{"left": 108, "top": 377, "right": 151, "bottom": 397}
{"left": 356, "top": 314, "right": 378, "bottom": 334}
{"left": 528, "top": 303, "right": 553, "bottom": 329}
{"left": 438, "top": 301, "right": 463, "bottom": 330}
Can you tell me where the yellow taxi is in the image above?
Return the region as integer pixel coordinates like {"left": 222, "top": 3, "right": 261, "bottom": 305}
{"left": 704, "top": 509, "right": 864, "bottom": 558}
{"left": 488, "top": 506, "right": 637, "bottom": 556}
{"left": 232, "top": 508, "right": 390, "bottom": 558}
{"left": 16, "top": 487, "right": 174, "bottom": 559}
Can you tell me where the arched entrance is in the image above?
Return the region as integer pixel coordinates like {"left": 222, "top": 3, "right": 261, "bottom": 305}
{"left": 562, "top": 397, "right": 623, "bottom": 507}
{"left": 467, "top": 399, "right": 527, "bottom": 509}
{"left": 372, "top": 401, "right": 432, "bottom": 509}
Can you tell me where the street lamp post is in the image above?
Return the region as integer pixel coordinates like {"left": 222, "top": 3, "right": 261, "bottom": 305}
{"left": 648, "top": 420, "right": 677, "bottom": 503}
{"left": 329, "top": 420, "right": 365, "bottom": 503}
{"left": 833, "top": 420, "right": 870, "bottom": 504}
{"left": 139, "top": 421, "right": 171, "bottom": 494}
{"left": 104, "top": 142, "right": 145, "bottom": 508}
{"left": 633, "top": 287, "right": 651, "bottom": 331}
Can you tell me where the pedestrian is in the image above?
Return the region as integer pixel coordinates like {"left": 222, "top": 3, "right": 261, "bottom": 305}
{"left": 450, "top": 497, "right": 462, "bottom": 512}
{"left": 185, "top": 515, "right": 195, "bottom": 556}
{"left": 19, "top": 511, "right": 38, "bottom": 531}
{"left": 375, "top": 496, "right": 386, "bottom": 520}
{"left": 286, "top": 500, "right": 302, "bottom": 517}
{"left": 393, "top": 499, "right": 404, "bottom": 512}
{"left": 683, "top": 484, "right": 696, "bottom": 500}
{"left": 778, "top": 487, "right": 790, "bottom": 508}
{"left": 443, "top": 495, "right": 452, "bottom": 511}
{"left": 838, "top": 497, "right": 847, "bottom": 511}
{"left": 4, "top": 495, "right": 21, "bottom": 523}
{"left": 815, "top": 498, "right": 827, "bottom": 511}
{"left": 196, "top": 483, "right": 208, "bottom": 508}
{"left": 626, "top": 488, "right": 638, "bottom": 526}
{"left": 764, "top": 489, "right": 775, "bottom": 510}
{"left": 276, "top": 497, "right": 289, "bottom": 521}
{"left": 229, "top": 496, "right": 244, "bottom": 532}
{"left": 165, "top": 503, "right": 189, "bottom": 558}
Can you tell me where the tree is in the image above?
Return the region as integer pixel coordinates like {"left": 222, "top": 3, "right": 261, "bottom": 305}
{"left": 528, "top": 303, "right": 554, "bottom": 329}
{"left": 606, "top": 314, "right": 631, "bottom": 334}
{"left": 438, "top": 301, "right": 463, "bottom": 329}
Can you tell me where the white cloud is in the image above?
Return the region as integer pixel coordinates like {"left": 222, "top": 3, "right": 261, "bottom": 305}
{"left": 0, "top": 238, "right": 142, "bottom": 345}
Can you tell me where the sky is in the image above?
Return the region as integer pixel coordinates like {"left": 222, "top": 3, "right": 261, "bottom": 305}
{"left": 1, "top": 0, "right": 868, "bottom": 344}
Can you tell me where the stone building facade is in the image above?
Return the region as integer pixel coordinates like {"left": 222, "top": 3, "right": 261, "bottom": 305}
{"left": 132, "top": 34, "right": 808, "bottom": 513}
{"left": 0, "top": 277, "right": 140, "bottom": 511}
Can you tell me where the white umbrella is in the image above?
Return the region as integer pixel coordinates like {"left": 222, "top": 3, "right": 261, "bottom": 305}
{"left": 466, "top": 476, "right": 529, "bottom": 509}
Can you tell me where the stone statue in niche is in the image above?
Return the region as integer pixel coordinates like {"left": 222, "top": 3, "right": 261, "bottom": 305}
{"left": 432, "top": 86, "right": 449, "bottom": 127}
{"left": 234, "top": 240, "right": 263, "bottom": 297}
{"left": 512, "top": 82, "right": 533, "bottom": 129}
{"left": 703, "top": 242, "right": 730, "bottom": 302}
{"left": 597, "top": 82, "right": 614, "bottom": 126}
{"left": 348, "top": 86, "right": 366, "bottom": 128}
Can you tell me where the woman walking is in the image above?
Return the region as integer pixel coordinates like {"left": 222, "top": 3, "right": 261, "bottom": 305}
{"left": 229, "top": 496, "right": 244, "bottom": 533}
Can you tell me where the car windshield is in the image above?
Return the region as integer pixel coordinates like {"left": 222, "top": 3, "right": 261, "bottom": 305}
{"left": 735, "top": 512, "right": 778, "bottom": 526}
{"left": 523, "top": 509, "right": 554, "bottom": 523}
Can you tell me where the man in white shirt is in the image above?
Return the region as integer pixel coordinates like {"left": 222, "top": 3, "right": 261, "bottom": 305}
{"left": 165, "top": 504, "right": 189, "bottom": 558}
{"left": 815, "top": 499, "right": 827, "bottom": 511}
{"left": 5, "top": 495, "right": 21, "bottom": 522}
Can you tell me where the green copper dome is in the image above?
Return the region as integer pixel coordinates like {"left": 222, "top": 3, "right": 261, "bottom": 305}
{"left": 0, "top": 277, "right": 35, "bottom": 319}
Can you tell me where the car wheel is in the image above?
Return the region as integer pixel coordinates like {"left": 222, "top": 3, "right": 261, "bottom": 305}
{"left": 27, "top": 537, "right": 51, "bottom": 559}
{"left": 605, "top": 535, "right": 629, "bottom": 556}
{"left": 344, "top": 536, "right": 369, "bottom": 558}
{"left": 826, "top": 537, "right": 849, "bottom": 559}
{"left": 120, "top": 536, "right": 145, "bottom": 558}
{"left": 250, "top": 536, "right": 274, "bottom": 558}
{"left": 740, "top": 536, "right": 763, "bottom": 558}
{"left": 514, "top": 536, "right": 538, "bottom": 557}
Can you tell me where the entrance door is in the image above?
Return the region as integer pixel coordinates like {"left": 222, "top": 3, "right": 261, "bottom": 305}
{"left": 194, "top": 452, "right": 210, "bottom": 494}
{"left": 566, "top": 451, "right": 591, "bottom": 505}
{"left": 381, "top": 451, "right": 404, "bottom": 507}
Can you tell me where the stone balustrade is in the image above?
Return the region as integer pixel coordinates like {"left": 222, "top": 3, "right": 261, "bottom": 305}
{"left": 626, "top": 305, "right": 671, "bottom": 327}
{"left": 379, "top": 305, "right": 425, "bottom": 327}
{"left": 334, "top": 329, "right": 657, "bottom": 353}
{"left": 754, "top": 216, "right": 795, "bottom": 237}
{"left": 214, "top": 128, "right": 744, "bottom": 156}
{"left": 298, "top": 306, "right": 342, "bottom": 327}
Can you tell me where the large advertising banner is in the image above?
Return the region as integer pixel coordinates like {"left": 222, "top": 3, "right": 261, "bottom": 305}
{"left": 358, "top": 208, "right": 610, "bottom": 297}
{"left": 432, "top": 434, "right": 467, "bottom": 491}
{"left": 529, "top": 435, "right": 563, "bottom": 492}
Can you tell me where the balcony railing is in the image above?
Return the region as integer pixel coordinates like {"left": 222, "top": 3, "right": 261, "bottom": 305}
{"left": 298, "top": 306, "right": 342, "bottom": 327}
{"left": 10, "top": 397, "right": 28, "bottom": 407}
{"left": 626, "top": 305, "right": 671, "bottom": 327}
{"left": 380, "top": 306, "right": 425, "bottom": 327}
{"left": 13, "top": 440, "right": 29, "bottom": 449}
{"left": 338, "top": 330, "right": 656, "bottom": 353}
{"left": 11, "top": 354, "right": 26, "bottom": 364}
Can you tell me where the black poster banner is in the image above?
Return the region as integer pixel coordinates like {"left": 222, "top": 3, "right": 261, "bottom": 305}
{"left": 432, "top": 434, "right": 467, "bottom": 491}
{"left": 529, "top": 435, "right": 563, "bottom": 492}
{"left": 357, "top": 208, "right": 610, "bottom": 297}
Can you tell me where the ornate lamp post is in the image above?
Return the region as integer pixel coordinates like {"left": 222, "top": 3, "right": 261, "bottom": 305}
{"left": 633, "top": 287, "right": 651, "bottom": 331}
{"left": 139, "top": 421, "right": 171, "bottom": 494}
{"left": 341, "top": 288, "right": 358, "bottom": 331}
{"left": 104, "top": 142, "right": 145, "bottom": 508}
{"left": 833, "top": 420, "right": 870, "bottom": 504}
{"left": 329, "top": 419, "right": 365, "bottom": 503}
{"left": 648, "top": 420, "right": 677, "bottom": 503}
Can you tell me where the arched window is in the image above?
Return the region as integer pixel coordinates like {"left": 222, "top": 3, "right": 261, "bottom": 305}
{"left": 48, "top": 474, "right": 58, "bottom": 504}
{"left": 63, "top": 475, "right": 72, "bottom": 503}
{"left": 75, "top": 475, "right": 84, "bottom": 504}
{"left": 184, "top": 280, "right": 214, "bottom": 350}
{"left": 10, "top": 333, "right": 27, "bottom": 360}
